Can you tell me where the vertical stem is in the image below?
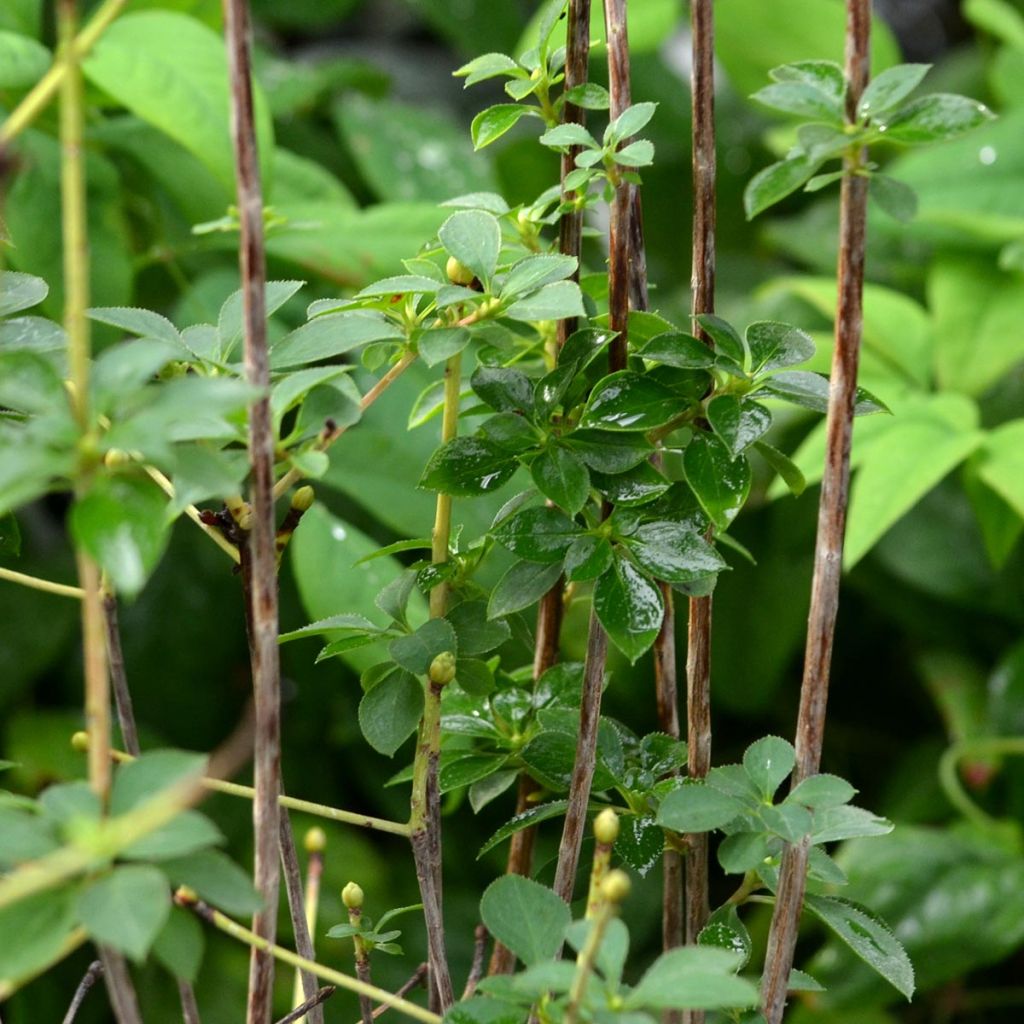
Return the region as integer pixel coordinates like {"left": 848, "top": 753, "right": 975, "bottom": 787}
{"left": 410, "top": 353, "right": 460, "bottom": 1010}
{"left": 59, "top": 0, "right": 110, "bottom": 809}
{"left": 102, "top": 590, "right": 140, "bottom": 758}
{"left": 62, "top": 961, "right": 104, "bottom": 1024}
{"left": 683, "top": 12, "right": 717, "bottom": 1023}
{"left": 280, "top": 816, "right": 325, "bottom": 1024}
{"left": 349, "top": 910, "right": 375, "bottom": 1024}
{"left": 760, "top": 4, "right": 870, "bottom": 1022}
{"left": 98, "top": 949, "right": 143, "bottom": 1024}
{"left": 222, "top": 2, "right": 281, "bottom": 1021}
{"left": 553, "top": 0, "right": 633, "bottom": 907}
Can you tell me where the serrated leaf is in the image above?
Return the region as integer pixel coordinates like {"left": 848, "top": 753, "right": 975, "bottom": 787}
{"left": 501, "top": 254, "right": 578, "bottom": 299}
{"left": 788, "top": 773, "right": 857, "bottom": 809}
{"left": 858, "top": 63, "right": 931, "bottom": 119}
{"left": 743, "top": 735, "right": 796, "bottom": 799}
{"left": 882, "top": 93, "right": 993, "bottom": 143}
{"left": 698, "top": 905, "right": 752, "bottom": 968}
{"left": 438, "top": 209, "right": 501, "bottom": 286}
{"left": 751, "top": 81, "right": 843, "bottom": 121}
{"left": 358, "top": 669, "right": 424, "bottom": 756}
{"left": 504, "top": 281, "right": 586, "bottom": 322}
{"left": 658, "top": 783, "right": 745, "bottom": 833}
{"left": 478, "top": 800, "right": 570, "bottom": 856}
{"left": 492, "top": 506, "right": 580, "bottom": 563}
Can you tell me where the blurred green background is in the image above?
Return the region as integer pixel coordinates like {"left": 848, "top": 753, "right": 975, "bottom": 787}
{"left": 2, "top": 0, "right": 1024, "bottom": 1020}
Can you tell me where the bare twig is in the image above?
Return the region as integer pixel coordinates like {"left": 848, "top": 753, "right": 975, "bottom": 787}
{"left": 177, "top": 980, "right": 202, "bottom": 1024}
{"left": 62, "top": 960, "right": 104, "bottom": 1024}
{"left": 274, "top": 988, "right": 336, "bottom": 1024}
{"left": 463, "top": 926, "right": 489, "bottom": 999}
{"left": 683, "top": 10, "right": 717, "bottom": 1020}
{"left": 223, "top": 4, "right": 282, "bottom": 1020}
{"left": 102, "top": 591, "right": 140, "bottom": 757}
{"left": 552, "top": 0, "right": 634, "bottom": 905}
{"left": 98, "top": 948, "right": 143, "bottom": 1024}
{"left": 760, "top": 4, "right": 871, "bottom": 1022}
{"left": 371, "top": 964, "right": 429, "bottom": 1020}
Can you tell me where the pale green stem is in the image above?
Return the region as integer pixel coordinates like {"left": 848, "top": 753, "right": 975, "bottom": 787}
{"left": 565, "top": 903, "right": 615, "bottom": 1024}
{"left": 938, "top": 737, "right": 1024, "bottom": 828}
{"left": 0, "top": 566, "right": 84, "bottom": 599}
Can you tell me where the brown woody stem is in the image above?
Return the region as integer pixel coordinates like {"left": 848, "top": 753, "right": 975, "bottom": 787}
{"left": 62, "top": 960, "right": 104, "bottom": 1024}
{"left": 279, "top": 812, "right": 324, "bottom": 1024}
{"left": 759, "top": 4, "right": 871, "bottom": 1021}
{"left": 222, "top": 1, "right": 282, "bottom": 1021}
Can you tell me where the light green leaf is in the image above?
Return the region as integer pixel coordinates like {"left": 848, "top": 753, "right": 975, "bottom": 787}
{"left": 479, "top": 875, "right": 570, "bottom": 966}
{"left": 883, "top": 94, "right": 994, "bottom": 143}
{"left": 975, "top": 420, "right": 1024, "bottom": 521}
{"left": 271, "top": 312, "right": 404, "bottom": 370}
{"left": 0, "top": 886, "right": 78, "bottom": 986}
{"left": 624, "top": 947, "right": 758, "bottom": 1011}
{"left": 504, "top": 281, "right": 586, "bottom": 322}
{"left": 472, "top": 104, "right": 540, "bottom": 149}
{"left": 0, "top": 31, "right": 49, "bottom": 88}
{"left": 439, "top": 209, "right": 502, "bottom": 286}
{"left": 78, "top": 865, "right": 171, "bottom": 961}
{"left": 745, "top": 156, "right": 818, "bottom": 220}
{"left": 858, "top": 63, "right": 931, "bottom": 119}
{"left": 658, "top": 783, "right": 745, "bottom": 833}
{"left": 743, "top": 735, "right": 796, "bottom": 799}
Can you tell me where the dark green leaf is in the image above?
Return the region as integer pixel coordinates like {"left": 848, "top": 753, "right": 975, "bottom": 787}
{"left": 626, "top": 522, "right": 726, "bottom": 584}
{"left": 718, "top": 832, "right": 777, "bottom": 874}
{"left": 706, "top": 397, "right": 772, "bottom": 458}
{"left": 759, "top": 371, "right": 887, "bottom": 415}
{"left": 616, "top": 815, "right": 665, "bottom": 876}
{"left": 870, "top": 174, "right": 918, "bottom": 222}
{"left": 487, "top": 560, "right": 563, "bottom": 618}
{"left": 698, "top": 905, "right": 752, "bottom": 969}
{"left": 492, "top": 506, "right": 580, "bottom": 563}
{"left": 479, "top": 412, "right": 541, "bottom": 453}
{"left": 454, "top": 658, "right": 495, "bottom": 696}
{"left": 158, "top": 850, "right": 262, "bottom": 917}
{"left": 744, "top": 156, "right": 818, "bottom": 220}
{"left": 683, "top": 434, "right": 752, "bottom": 531}
{"left": 581, "top": 371, "right": 685, "bottom": 432}
{"left": 78, "top": 865, "right": 171, "bottom": 961}
{"left": 530, "top": 446, "right": 590, "bottom": 515}
{"left": 746, "top": 321, "right": 815, "bottom": 374}
{"left": 447, "top": 601, "right": 510, "bottom": 655}
{"left": 640, "top": 332, "right": 715, "bottom": 369}
{"left": 420, "top": 438, "right": 517, "bottom": 497}
{"left": 694, "top": 315, "right": 745, "bottom": 366}
{"left": 788, "top": 773, "right": 857, "bottom": 809}
{"left": 858, "top": 63, "right": 931, "bottom": 119}
{"left": 657, "top": 782, "right": 745, "bottom": 833}
{"left": 440, "top": 754, "right": 508, "bottom": 794}
{"left": 478, "top": 800, "right": 570, "bottom": 856}
{"left": 359, "top": 669, "right": 424, "bottom": 756}
{"left": 152, "top": 904, "right": 204, "bottom": 983}
{"left": 564, "top": 535, "right": 614, "bottom": 581}
{"left": 592, "top": 462, "right": 670, "bottom": 508}
{"left": 594, "top": 555, "right": 664, "bottom": 662}
{"left": 471, "top": 366, "right": 535, "bottom": 415}
{"left": 389, "top": 618, "right": 458, "bottom": 674}
{"left": 479, "top": 875, "right": 570, "bottom": 966}
{"left": 567, "top": 431, "right": 654, "bottom": 472}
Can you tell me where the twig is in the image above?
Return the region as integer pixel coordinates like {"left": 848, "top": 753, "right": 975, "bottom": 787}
{"left": 98, "top": 947, "right": 143, "bottom": 1024}
{"left": 463, "top": 926, "right": 489, "bottom": 999}
{"left": 280, "top": 814, "right": 325, "bottom": 1024}
{"left": 372, "top": 964, "right": 429, "bottom": 1020}
{"left": 0, "top": 566, "right": 84, "bottom": 599}
{"left": 683, "top": 8, "right": 717, "bottom": 1024}
{"left": 177, "top": 980, "right": 202, "bottom": 1024}
{"left": 0, "top": 0, "right": 129, "bottom": 144}
{"left": 760, "top": 4, "right": 871, "bottom": 1022}
{"left": 62, "top": 960, "right": 103, "bottom": 1024}
{"left": 102, "top": 590, "right": 140, "bottom": 757}
{"left": 222, "top": 1, "right": 282, "bottom": 1020}
{"left": 552, "top": 0, "right": 632, "bottom": 909}
{"left": 176, "top": 893, "right": 442, "bottom": 1024}
{"left": 343, "top": 886, "right": 375, "bottom": 1024}
{"left": 274, "top": 989, "right": 336, "bottom": 1024}
{"left": 145, "top": 466, "right": 241, "bottom": 563}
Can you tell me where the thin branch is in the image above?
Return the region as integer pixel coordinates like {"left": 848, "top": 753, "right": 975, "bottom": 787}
{"left": 274, "top": 989, "right": 336, "bottom": 1024}
{"left": 177, "top": 980, "right": 202, "bottom": 1024}
{"left": 683, "top": 11, "right": 717, "bottom": 1020}
{"left": 463, "top": 926, "right": 489, "bottom": 999}
{"left": 62, "top": 960, "right": 103, "bottom": 1024}
{"left": 552, "top": 0, "right": 632, "bottom": 909}
{"left": 0, "top": 566, "right": 84, "bottom": 599}
{"left": 372, "top": 965, "right": 429, "bottom": 1020}
{"left": 222, "top": 2, "right": 282, "bottom": 1021}
{"left": 102, "top": 591, "right": 140, "bottom": 757}
{"left": 98, "top": 947, "right": 143, "bottom": 1024}
{"left": 0, "top": 0, "right": 128, "bottom": 144}
{"left": 177, "top": 894, "right": 442, "bottom": 1024}
{"left": 760, "top": 4, "right": 871, "bottom": 1021}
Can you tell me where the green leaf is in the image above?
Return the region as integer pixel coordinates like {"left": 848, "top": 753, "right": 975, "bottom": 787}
{"left": 567, "top": 431, "right": 654, "bottom": 473}
{"left": 606, "top": 101, "right": 658, "bottom": 143}
{"left": 616, "top": 815, "right": 668, "bottom": 877}
{"left": 612, "top": 140, "right": 655, "bottom": 167}
{"left": 744, "top": 155, "right": 818, "bottom": 220}
{"left": 472, "top": 366, "right": 535, "bottom": 415}
{"left": 626, "top": 522, "right": 726, "bottom": 584}
{"left": 389, "top": 618, "right": 458, "bottom": 674}
{"left": 504, "top": 281, "right": 586, "bottom": 322}
{"left": 453, "top": 658, "right": 495, "bottom": 696}
{"left": 478, "top": 800, "right": 570, "bottom": 856}
{"left": 770, "top": 60, "right": 846, "bottom": 104}
{"left": 743, "top": 736, "right": 796, "bottom": 799}
{"left": 479, "top": 875, "right": 570, "bottom": 966}
{"left": 564, "top": 83, "right": 611, "bottom": 110}
{"left": 718, "top": 832, "right": 777, "bottom": 874}
{"left": 492, "top": 507, "right": 580, "bottom": 563}
{"left": 695, "top": 315, "right": 745, "bottom": 366}
{"left": 0, "top": 512, "right": 20, "bottom": 557}
{"left": 78, "top": 865, "right": 171, "bottom": 961}
{"left": 471, "top": 104, "right": 540, "bottom": 149}
{"left": 439, "top": 210, "right": 501, "bottom": 286}
{"left": 683, "top": 434, "right": 752, "bottom": 531}
{"left": 0, "top": 886, "right": 77, "bottom": 987}
{"left": 581, "top": 371, "right": 685, "bottom": 432}
{"left": 698, "top": 905, "right": 752, "bottom": 968}
{"left": 539, "top": 123, "right": 600, "bottom": 150}
{"left": 111, "top": 750, "right": 207, "bottom": 814}
{"left": 883, "top": 94, "right": 994, "bottom": 143}
{"left": 479, "top": 412, "right": 541, "bottom": 453}
{"left": 564, "top": 917, "right": 629, "bottom": 988}
{"left": 38, "top": 781, "right": 100, "bottom": 825}
{"left": 501, "top": 254, "right": 578, "bottom": 299}
{"left": 811, "top": 805, "right": 893, "bottom": 844}
{"left": 121, "top": 810, "right": 224, "bottom": 861}
{"left": 658, "top": 782, "right": 745, "bottom": 833}
{"left": 0, "top": 271, "right": 48, "bottom": 317}
{"left": 804, "top": 895, "right": 915, "bottom": 1000}
{"left": 788, "top": 774, "right": 857, "bottom": 809}
{"left": 455, "top": 52, "right": 523, "bottom": 87}
{"left": 640, "top": 332, "right": 715, "bottom": 369}
{"left": 159, "top": 850, "right": 262, "bottom": 917}
{"left": 624, "top": 947, "right": 758, "bottom": 1011}
{"left": 447, "top": 600, "right": 511, "bottom": 655}
{"left": 356, "top": 275, "right": 442, "bottom": 299}
{"left": 975, "top": 420, "right": 1024, "bottom": 521}
{"left": 271, "top": 312, "right": 404, "bottom": 370}
{"left": 858, "top": 63, "right": 931, "bottom": 119}
{"left": 746, "top": 321, "right": 816, "bottom": 374}
{"left": 761, "top": 803, "right": 812, "bottom": 843}
{"left": 758, "top": 371, "right": 886, "bottom": 416}
{"left": 487, "top": 560, "right": 563, "bottom": 618}
{"left": 870, "top": 174, "right": 918, "bottom": 222}
{"left": 70, "top": 475, "right": 170, "bottom": 599}
{"left": 87, "top": 306, "right": 182, "bottom": 347}
{"left": 594, "top": 555, "right": 664, "bottom": 662}
{"left": 152, "top": 904, "right": 205, "bottom": 983}
{"left": 0, "top": 30, "right": 49, "bottom": 88}
{"left": 0, "top": 808, "right": 58, "bottom": 866}
{"left": 754, "top": 441, "right": 806, "bottom": 497}
{"left": 845, "top": 419, "right": 982, "bottom": 567}
{"left": 417, "top": 326, "right": 471, "bottom": 368}
{"left": 440, "top": 754, "right": 508, "bottom": 794}
{"left": 420, "top": 438, "right": 518, "bottom": 497}
{"left": 706, "top": 397, "right": 773, "bottom": 458}
{"left": 0, "top": 350, "right": 71, "bottom": 416}
{"left": 530, "top": 446, "right": 590, "bottom": 515}
{"left": 591, "top": 463, "right": 670, "bottom": 508}
{"left": 83, "top": 12, "right": 274, "bottom": 192}
{"left": 751, "top": 81, "right": 843, "bottom": 122}
{"left": 359, "top": 669, "right": 424, "bottom": 756}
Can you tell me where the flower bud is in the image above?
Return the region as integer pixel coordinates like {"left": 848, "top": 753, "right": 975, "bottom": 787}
{"left": 429, "top": 651, "right": 457, "bottom": 686}
{"left": 104, "top": 448, "right": 131, "bottom": 469}
{"left": 342, "top": 881, "right": 364, "bottom": 909}
{"left": 71, "top": 731, "right": 90, "bottom": 752}
{"left": 291, "top": 485, "right": 315, "bottom": 512}
{"left": 304, "top": 826, "right": 327, "bottom": 854}
{"left": 445, "top": 256, "right": 475, "bottom": 286}
{"left": 593, "top": 808, "right": 620, "bottom": 845}
{"left": 602, "top": 869, "right": 631, "bottom": 905}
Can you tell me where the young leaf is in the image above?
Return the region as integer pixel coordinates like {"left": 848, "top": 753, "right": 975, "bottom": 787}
{"left": 612, "top": 140, "right": 655, "bottom": 167}
{"left": 870, "top": 174, "right": 918, "bottom": 222}
{"left": 658, "top": 782, "right": 745, "bottom": 833}
{"left": 420, "top": 437, "right": 518, "bottom": 496}
{"left": 882, "top": 93, "right": 994, "bottom": 143}
{"left": 358, "top": 669, "right": 424, "bottom": 756}
{"left": 857, "top": 63, "right": 931, "bottom": 119}
{"left": 751, "top": 81, "right": 844, "bottom": 122}
{"left": 810, "top": 804, "right": 893, "bottom": 843}
{"left": 770, "top": 60, "right": 846, "bottom": 105}
{"left": 487, "top": 560, "right": 563, "bottom": 618}
{"left": 454, "top": 52, "right": 523, "bottom": 87}
{"left": 471, "top": 104, "right": 539, "bottom": 149}
{"left": 504, "top": 281, "right": 586, "bottom": 322}
{"left": 492, "top": 506, "right": 581, "bottom": 563}
{"left": 594, "top": 555, "right": 664, "bottom": 662}
{"left": 804, "top": 895, "right": 915, "bottom": 999}
{"left": 77, "top": 865, "right": 171, "bottom": 961}
{"left": 683, "top": 434, "right": 752, "bottom": 531}
{"left": 270, "top": 312, "right": 404, "bottom": 369}
{"left": 744, "top": 155, "right": 818, "bottom": 220}
{"left": 743, "top": 735, "right": 796, "bottom": 799}
{"left": 606, "top": 101, "right": 658, "bottom": 143}
{"left": 539, "top": 123, "right": 600, "bottom": 150}
{"left": 530, "top": 446, "right": 590, "bottom": 515}
{"left": 479, "top": 875, "right": 570, "bottom": 966}
{"left": 438, "top": 209, "right": 502, "bottom": 286}
{"left": 754, "top": 441, "right": 806, "bottom": 496}
{"left": 500, "top": 254, "right": 578, "bottom": 299}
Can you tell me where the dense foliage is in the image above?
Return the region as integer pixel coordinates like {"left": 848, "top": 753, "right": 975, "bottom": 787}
{"left": 1, "top": 1, "right": 1023, "bottom": 1022}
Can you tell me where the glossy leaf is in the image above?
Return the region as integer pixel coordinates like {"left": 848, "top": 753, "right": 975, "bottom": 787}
{"left": 683, "top": 434, "right": 752, "bottom": 531}
{"left": 698, "top": 905, "right": 752, "bottom": 969}
{"left": 746, "top": 321, "right": 815, "bottom": 374}
{"left": 751, "top": 81, "right": 843, "bottom": 121}
{"left": 706, "top": 397, "right": 773, "bottom": 458}
{"left": 478, "top": 800, "right": 570, "bottom": 856}
{"left": 420, "top": 438, "right": 517, "bottom": 497}
{"left": 471, "top": 366, "right": 535, "bottom": 415}
{"left": 641, "top": 331, "right": 715, "bottom": 369}
{"left": 492, "top": 507, "right": 580, "bottom": 563}
{"left": 581, "top": 371, "right": 685, "bottom": 432}
{"left": 564, "top": 535, "right": 614, "bottom": 582}
{"left": 471, "top": 103, "right": 539, "bottom": 149}
{"left": 359, "top": 669, "right": 424, "bottom": 756}
{"left": 479, "top": 875, "right": 570, "bottom": 966}
{"left": 859, "top": 63, "right": 931, "bottom": 119}
{"left": 530, "top": 446, "right": 590, "bottom": 515}
{"left": 487, "top": 560, "right": 563, "bottom": 618}
{"left": 567, "top": 431, "right": 654, "bottom": 473}
{"left": 592, "top": 462, "right": 670, "bottom": 508}
{"left": 594, "top": 555, "right": 663, "bottom": 662}
{"left": 626, "top": 522, "right": 726, "bottom": 584}
{"left": 883, "top": 94, "right": 994, "bottom": 143}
